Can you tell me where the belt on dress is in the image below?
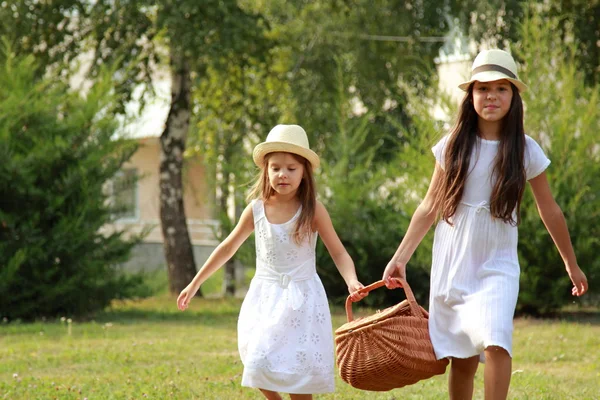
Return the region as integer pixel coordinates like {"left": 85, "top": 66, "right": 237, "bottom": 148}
{"left": 254, "top": 261, "right": 316, "bottom": 310}
{"left": 460, "top": 200, "right": 490, "bottom": 213}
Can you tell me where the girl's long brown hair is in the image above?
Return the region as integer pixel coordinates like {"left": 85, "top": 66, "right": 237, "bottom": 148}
{"left": 247, "top": 152, "right": 316, "bottom": 244}
{"left": 433, "top": 83, "right": 526, "bottom": 226}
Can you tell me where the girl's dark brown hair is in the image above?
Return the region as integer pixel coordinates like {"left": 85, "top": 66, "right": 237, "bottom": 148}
{"left": 247, "top": 152, "right": 317, "bottom": 244}
{"left": 433, "top": 82, "right": 526, "bottom": 226}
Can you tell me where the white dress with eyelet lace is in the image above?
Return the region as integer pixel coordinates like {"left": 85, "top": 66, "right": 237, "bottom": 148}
{"left": 429, "top": 134, "right": 550, "bottom": 362}
{"left": 237, "top": 199, "right": 334, "bottom": 394}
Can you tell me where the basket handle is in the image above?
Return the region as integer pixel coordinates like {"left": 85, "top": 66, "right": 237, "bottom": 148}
{"left": 345, "top": 278, "right": 424, "bottom": 322}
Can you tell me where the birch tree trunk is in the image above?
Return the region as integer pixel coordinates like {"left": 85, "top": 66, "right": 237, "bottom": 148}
{"left": 160, "top": 49, "right": 199, "bottom": 295}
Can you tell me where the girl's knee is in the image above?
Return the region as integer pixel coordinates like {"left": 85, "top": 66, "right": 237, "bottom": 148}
{"left": 484, "top": 346, "right": 511, "bottom": 361}
{"left": 451, "top": 356, "right": 479, "bottom": 376}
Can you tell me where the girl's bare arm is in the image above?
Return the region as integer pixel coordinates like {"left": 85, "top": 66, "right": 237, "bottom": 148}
{"left": 529, "top": 172, "right": 588, "bottom": 296}
{"left": 177, "top": 203, "right": 255, "bottom": 310}
{"left": 314, "top": 201, "right": 365, "bottom": 298}
{"left": 383, "top": 163, "right": 443, "bottom": 287}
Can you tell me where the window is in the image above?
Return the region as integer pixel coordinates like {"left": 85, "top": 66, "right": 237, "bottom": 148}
{"left": 110, "top": 168, "right": 138, "bottom": 220}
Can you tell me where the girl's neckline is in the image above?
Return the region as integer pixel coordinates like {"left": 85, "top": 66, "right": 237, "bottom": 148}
{"left": 262, "top": 200, "right": 302, "bottom": 226}
{"left": 478, "top": 136, "right": 500, "bottom": 144}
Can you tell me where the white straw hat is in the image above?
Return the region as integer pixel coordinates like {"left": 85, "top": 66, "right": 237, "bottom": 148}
{"left": 253, "top": 124, "right": 320, "bottom": 169}
{"left": 458, "top": 49, "right": 528, "bottom": 93}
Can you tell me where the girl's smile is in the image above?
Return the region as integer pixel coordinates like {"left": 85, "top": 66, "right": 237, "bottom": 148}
{"left": 473, "top": 79, "right": 513, "bottom": 122}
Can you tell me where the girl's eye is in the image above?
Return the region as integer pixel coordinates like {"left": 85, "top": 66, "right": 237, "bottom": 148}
{"left": 289, "top": 168, "right": 296, "bottom": 171}
{"left": 272, "top": 168, "right": 279, "bottom": 172}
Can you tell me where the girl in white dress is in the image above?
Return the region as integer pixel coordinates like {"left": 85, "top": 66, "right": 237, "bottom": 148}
{"left": 382, "top": 49, "right": 588, "bottom": 400}
{"left": 177, "top": 124, "right": 365, "bottom": 400}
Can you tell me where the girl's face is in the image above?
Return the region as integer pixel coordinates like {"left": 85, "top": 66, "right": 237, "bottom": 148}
{"left": 266, "top": 152, "right": 305, "bottom": 197}
{"left": 472, "top": 79, "right": 513, "bottom": 123}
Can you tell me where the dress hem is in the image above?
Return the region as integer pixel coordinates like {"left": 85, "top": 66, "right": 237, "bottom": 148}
{"left": 436, "top": 341, "right": 513, "bottom": 364}
{"left": 241, "top": 367, "right": 335, "bottom": 394}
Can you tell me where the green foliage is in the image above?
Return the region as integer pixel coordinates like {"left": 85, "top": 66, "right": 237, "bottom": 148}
{"left": 247, "top": 0, "right": 454, "bottom": 162}
{"left": 315, "top": 64, "right": 453, "bottom": 307}
{"left": 0, "top": 0, "right": 85, "bottom": 78}
{"left": 452, "top": 0, "right": 600, "bottom": 85}
{"left": 186, "top": 2, "right": 287, "bottom": 275}
{"left": 83, "top": 0, "right": 270, "bottom": 112}
{"left": 514, "top": 7, "right": 600, "bottom": 314}
{"left": 0, "top": 49, "right": 148, "bottom": 320}
{"left": 86, "top": 0, "right": 157, "bottom": 113}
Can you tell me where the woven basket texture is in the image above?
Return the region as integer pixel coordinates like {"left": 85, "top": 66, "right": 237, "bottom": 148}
{"left": 335, "top": 279, "right": 448, "bottom": 392}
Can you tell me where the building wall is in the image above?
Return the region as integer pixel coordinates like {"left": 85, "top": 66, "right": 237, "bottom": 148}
{"left": 437, "top": 58, "right": 472, "bottom": 105}
{"left": 104, "top": 136, "right": 219, "bottom": 271}
{"left": 120, "top": 242, "right": 216, "bottom": 272}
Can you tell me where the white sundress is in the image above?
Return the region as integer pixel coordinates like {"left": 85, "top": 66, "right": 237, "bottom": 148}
{"left": 237, "top": 199, "right": 335, "bottom": 394}
{"left": 429, "top": 134, "right": 550, "bottom": 362}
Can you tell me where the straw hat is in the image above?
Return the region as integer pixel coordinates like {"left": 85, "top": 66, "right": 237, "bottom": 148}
{"left": 458, "top": 49, "right": 528, "bottom": 93}
{"left": 253, "top": 124, "right": 320, "bottom": 169}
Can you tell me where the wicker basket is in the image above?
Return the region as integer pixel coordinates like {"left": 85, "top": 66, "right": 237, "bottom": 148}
{"left": 335, "top": 278, "right": 448, "bottom": 392}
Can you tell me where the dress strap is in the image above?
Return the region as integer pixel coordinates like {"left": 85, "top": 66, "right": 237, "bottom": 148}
{"left": 251, "top": 199, "right": 266, "bottom": 224}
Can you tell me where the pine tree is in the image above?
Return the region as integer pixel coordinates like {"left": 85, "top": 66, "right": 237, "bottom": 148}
{"left": 0, "top": 48, "right": 146, "bottom": 320}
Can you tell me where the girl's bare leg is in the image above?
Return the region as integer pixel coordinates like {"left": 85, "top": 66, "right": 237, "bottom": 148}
{"left": 259, "top": 389, "right": 283, "bottom": 400}
{"left": 289, "top": 394, "right": 312, "bottom": 400}
{"left": 449, "top": 355, "right": 479, "bottom": 400}
{"left": 484, "top": 346, "right": 511, "bottom": 400}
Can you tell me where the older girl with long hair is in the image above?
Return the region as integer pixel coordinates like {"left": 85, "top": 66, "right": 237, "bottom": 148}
{"left": 382, "top": 50, "right": 588, "bottom": 400}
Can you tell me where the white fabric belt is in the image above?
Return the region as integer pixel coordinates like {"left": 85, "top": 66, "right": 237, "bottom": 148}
{"left": 460, "top": 200, "right": 490, "bottom": 213}
{"left": 254, "top": 260, "right": 316, "bottom": 310}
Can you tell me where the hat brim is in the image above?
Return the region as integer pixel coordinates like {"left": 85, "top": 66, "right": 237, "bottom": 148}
{"left": 253, "top": 142, "right": 320, "bottom": 169}
{"left": 458, "top": 71, "right": 528, "bottom": 93}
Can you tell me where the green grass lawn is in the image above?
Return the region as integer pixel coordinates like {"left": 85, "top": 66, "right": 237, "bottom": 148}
{"left": 1, "top": 294, "right": 599, "bottom": 400}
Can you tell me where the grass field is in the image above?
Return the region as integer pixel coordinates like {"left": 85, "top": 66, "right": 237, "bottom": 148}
{"left": 1, "top": 290, "right": 599, "bottom": 400}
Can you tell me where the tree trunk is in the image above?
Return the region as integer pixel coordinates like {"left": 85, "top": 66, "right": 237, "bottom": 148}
{"left": 221, "top": 172, "right": 236, "bottom": 296}
{"left": 160, "top": 48, "right": 199, "bottom": 296}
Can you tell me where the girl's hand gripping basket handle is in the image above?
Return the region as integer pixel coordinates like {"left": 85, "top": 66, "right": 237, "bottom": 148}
{"left": 345, "top": 278, "right": 425, "bottom": 322}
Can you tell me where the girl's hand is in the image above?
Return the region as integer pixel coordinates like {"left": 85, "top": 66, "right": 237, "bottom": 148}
{"left": 567, "top": 265, "right": 588, "bottom": 296}
{"left": 383, "top": 259, "right": 406, "bottom": 289}
{"left": 177, "top": 284, "right": 199, "bottom": 311}
{"left": 348, "top": 279, "right": 367, "bottom": 301}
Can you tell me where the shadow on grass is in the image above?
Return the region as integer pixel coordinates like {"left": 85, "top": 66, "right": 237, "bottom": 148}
{"left": 91, "top": 295, "right": 244, "bottom": 328}
{"left": 518, "top": 309, "right": 600, "bottom": 326}
{"left": 95, "top": 308, "right": 241, "bottom": 326}
{"left": 552, "top": 310, "right": 600, "bottom": 325}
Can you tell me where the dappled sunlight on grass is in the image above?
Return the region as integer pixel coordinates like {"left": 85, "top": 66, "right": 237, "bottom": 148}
{"left": 1, "top": 295, "right": 598, "bottom": 399}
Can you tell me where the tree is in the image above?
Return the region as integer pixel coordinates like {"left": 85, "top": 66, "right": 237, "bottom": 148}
{"left": 315, "top": 62, "right": 455, "bottom": 307}
{"left": 192, "top": 59, "right": 289, "bottom": 295}
{"left": 156, "top": 1, "right": 269, "bottom": 294}
{"left": 451, "top": 0, "right": 600, "bottom": 85}
{"left": 84, "top": 0, "right": 270, "bottom": 294}
{"left": 0, "top": 49, "right": 146, "bottom": 320}
{"left": 249, "top": 0, "right": 456, "bottom": 162}
{"left": 0, "top": 0, "right": 86, "bottom": 78}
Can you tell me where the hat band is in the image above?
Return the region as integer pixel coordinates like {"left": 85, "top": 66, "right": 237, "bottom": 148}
{"left": 471, "top": 64, "right": 517, "bottom": 79}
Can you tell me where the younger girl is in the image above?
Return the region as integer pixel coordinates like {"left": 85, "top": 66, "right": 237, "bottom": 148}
{"left": 382, "top": 49, "right": 588, "bottom": 400}
{"left": 177, "top": 124, "right": 365, "bottom": 400}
